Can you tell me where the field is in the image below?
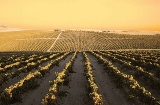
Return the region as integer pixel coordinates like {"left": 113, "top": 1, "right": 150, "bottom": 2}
{"left": 0, "top": 30, "right": 160, "bottom": 52}
{"left": 0, "top": 30, "right": 160, "bottom": 105}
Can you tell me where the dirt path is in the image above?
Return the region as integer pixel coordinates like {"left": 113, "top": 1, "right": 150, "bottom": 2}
{"left": 47, "top": 31, "right": 62, "bottom": 52}
{"left": 11, "top": 54, "right": 73, "bottom": 105}
{"left": 87, "top": 53, "right": 130, "bottom": 105}
{"left": 58, "top": 52, "right": 91, "bottom": 105}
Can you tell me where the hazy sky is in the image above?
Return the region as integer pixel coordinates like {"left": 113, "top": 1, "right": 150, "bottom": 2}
{"left": 0, "top": 0, "right": 160, "bottom": 30}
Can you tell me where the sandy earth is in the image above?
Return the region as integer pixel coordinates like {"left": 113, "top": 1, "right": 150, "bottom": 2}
{"left": 71, "top": 29, "right": 160, "bottom": 35}
{"left": 107, "top": 30, "right": 160, "bottom": 35}
{"left": 1, "top": 26, "right": 160, "bottom": 35}
{"left": 0, "top": 26, "right": 21, "bottom": 32}
{"left": 57, "top": 52, "right": 92, "bottom": 105}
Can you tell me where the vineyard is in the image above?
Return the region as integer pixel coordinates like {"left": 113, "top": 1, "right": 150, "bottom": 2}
{"left": 0, "top": 30, "right": 160, "bottom": 105}
{"left": 0, "top": 30, "right": 160, "bottom": 52}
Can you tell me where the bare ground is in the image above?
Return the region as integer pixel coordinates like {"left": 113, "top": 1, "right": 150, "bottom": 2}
{"left": 57, "top": 52, "right": 92, "bottom": 105}
{"left": 1, "top": 72, "right": 34, "bottom": 91}
{"left": 99, "top": 53, "right": 160, "bottom": 101}
{"left": 108, "top": 58, "right": 160, "bottom": 101}
{"left": 1, "top": 55, "right": 58, "bottom": 91}
{"left": 11, "top": 54, "right": 73, "bottom": 105}
{"left": 3, "top": 52, "right": 153, "bottom": 105}
{"left": 87, "top": 53, "right": 133, "bottom": 105}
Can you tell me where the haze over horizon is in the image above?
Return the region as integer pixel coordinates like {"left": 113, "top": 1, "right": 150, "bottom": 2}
{"left": 0, "top": 0, "right": 160, "bottom": 31}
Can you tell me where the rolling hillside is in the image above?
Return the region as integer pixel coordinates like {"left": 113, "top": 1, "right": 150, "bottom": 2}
{"left": 0, "top": 30, "right": 160, "bottom": 105}
{"left": 0, "top": 30, "right": 160, "bottom": 52}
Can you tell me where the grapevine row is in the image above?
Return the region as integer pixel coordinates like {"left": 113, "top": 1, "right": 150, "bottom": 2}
{"left": 102, "top": 51, "right": 160, "bottom": 77}
{"left": 41, "top": 52, "right": 77, "bottom": 104}
{"left": 83, "top": 52, "right": 104, "bottom": 105}
{"left": 0, "top": 53, "right": 59, "bottom": 87}
{"left": 96, "top": 51, "right": 160, "bottom": 90}
{"left": 89, "top": 51, "right": 160, "bottom": 105}
{"left": 0, "top": 52, "right": 71, "bottom": 104}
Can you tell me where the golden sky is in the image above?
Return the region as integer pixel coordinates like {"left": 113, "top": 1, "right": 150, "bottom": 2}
{"left": 0, "top": 0, "right": 160, "bottom": 30}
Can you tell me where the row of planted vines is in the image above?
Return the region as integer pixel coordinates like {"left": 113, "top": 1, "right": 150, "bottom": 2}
{"left": 0, "top": 50, "right": 160, "bottom": 105}
{"left": 0, "top": 30, "right": 160, "bottom": 52}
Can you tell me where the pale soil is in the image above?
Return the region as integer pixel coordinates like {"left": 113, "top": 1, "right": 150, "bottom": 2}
{"left": 57, "top": 52, "right": 92, "bottom": 105}
{"left": 11, "top": 54, "right": 73, "bottom": 105}
{"left": 87, "top": 53, "right": 131, "bottom": 105}
{"left": 107, "top": 30, "right": 160, "bottom": 35}
{"left": 47, "top": 31, "right": 62, "bottom": 52}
